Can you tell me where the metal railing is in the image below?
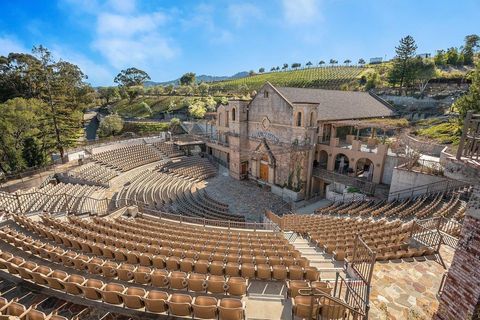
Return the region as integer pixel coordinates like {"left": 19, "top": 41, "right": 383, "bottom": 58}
{"left": 388, "top": 178, "right": 471, "bottom": 201}
{"left": 417, "top": 216, "right": 462, "bottom": 248}
{"left": 313, "top": 168, "right": 376, "bottom": 195}
{"left": 457, "top": 111, "right": 480, "bottom": 161}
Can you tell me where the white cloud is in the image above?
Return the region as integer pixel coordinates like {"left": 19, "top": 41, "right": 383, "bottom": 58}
{"left": 282, "top": 0, "right": 322, "bottom": 25}
{"left": 107, "top": 0, "right": 136, "bottom": 13}
{"left": 0, "top": 35, "right": 28, "bottom": 55}
{"left": 182, "top": 4, "right": 234, "bottom": 44}
{"left": 228, "top": 3, "right": 262, "bottom": 27}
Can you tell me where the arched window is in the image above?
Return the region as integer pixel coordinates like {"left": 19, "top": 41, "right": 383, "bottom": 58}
{"left": 296, "top": 112, "right": 302, "bottom": 127}
{"left": 218, "top": 112, "right": 223, "bottom": 126}
{"left": 309, "top": 112, "right": 314, "bottom": 127}
{"left": 232, "top": 108, "right": 236, "bottom": 121}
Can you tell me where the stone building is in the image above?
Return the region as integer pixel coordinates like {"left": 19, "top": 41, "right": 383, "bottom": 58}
{"left": 206, "top": 82, "right": 395, "bottom": 200}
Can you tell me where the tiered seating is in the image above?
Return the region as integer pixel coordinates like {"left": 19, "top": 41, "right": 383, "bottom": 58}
{"left": 159, "top": 156, "right": 217, "bottom": 180}
{"left": 151, "top": 141, "right": 184, "bottom": 158}
{"left": 0, "top": 295, "right": 71, "bottom": 319}
{"left": 283, "top": 214, "right": 431, "bottom": 261}
{"left": 116, "top": 169, "right": 238, "bottom": 221}
{"left": 91, "top": 144, "right": 161, "bottom": 171}
{"left": 66, "top": 162, "right": 119, "bottom": 186}
{"left": 0, "top": 183, "right": 104, "bottom": 214}
{"left": 315, "top": 191, "right": 468, "bottom": 222}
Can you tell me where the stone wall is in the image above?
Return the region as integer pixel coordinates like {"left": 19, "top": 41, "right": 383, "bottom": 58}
{"left": 435, "top": 185, "right": 480, "bottom": 320}
{"left": 388, "top": 167, "right": 447, "bottom": 199}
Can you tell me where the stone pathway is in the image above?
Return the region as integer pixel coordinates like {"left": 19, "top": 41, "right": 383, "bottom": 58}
{"left": 203, "top": 173, "right": 289, "bottom": 222}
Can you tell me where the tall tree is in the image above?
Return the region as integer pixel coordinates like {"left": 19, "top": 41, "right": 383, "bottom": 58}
{"left": 98, "top": 114, "right": 124, "bottom": 137}
{"left": 282, "top": 63, "right": 289, "bottom": 70}
{"left": 97, "top": 86, "right": 119, "bottom": 106}
{"left": 462, "top": 34, "right": 480, "bottom": 65}
{"left": 114, "top": 67, "right": 150, "bottom": 87}
{"left": 259, "top": 67, "right": 265, "bottom": 73}
{"left": 453, "top": 62, "right": 480, "bottom": 118}
{"left": 358, "top": 58, "right": 366, "bottom": 65}
{"left": 344, "top": 59, "right": 351, "bottom": 65}
{"left": 306, "top": 61, "right": 312, "bottom": 68}
{"left": 388, "top": 35, "right": 418, "bottom": 89}
{"left": 179, "top": 72, "right": 196, "bottom": 86}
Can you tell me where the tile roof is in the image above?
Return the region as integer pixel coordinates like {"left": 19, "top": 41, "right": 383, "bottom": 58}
{"left": 275, "top": 86, "right": 395, "bottom": 121}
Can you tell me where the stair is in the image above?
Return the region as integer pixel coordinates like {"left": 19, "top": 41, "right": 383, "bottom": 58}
{"left": 291, "top": 236, "right": 345, "bottom": 281}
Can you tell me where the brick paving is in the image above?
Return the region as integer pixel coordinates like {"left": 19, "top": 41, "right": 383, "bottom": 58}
{"left": 203, "top": 174, "right": 289, "bottom": 222}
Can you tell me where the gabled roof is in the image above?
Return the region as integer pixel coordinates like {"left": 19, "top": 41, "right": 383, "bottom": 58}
{"left": 267, "top": 84, "right": 394, "bottom": 121}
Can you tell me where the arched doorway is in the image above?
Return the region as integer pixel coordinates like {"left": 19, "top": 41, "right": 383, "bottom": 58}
{"left": 355, "top": 158, "right": 374, "bottom": 181}
{"left": 318, "top": 150, "right": 328, "bottom": 169}
{"left": 260, "top": 154, "right": 269, "bottom": 181}
{"left": 334, "top": 153, "right": 349, "bottom": 174}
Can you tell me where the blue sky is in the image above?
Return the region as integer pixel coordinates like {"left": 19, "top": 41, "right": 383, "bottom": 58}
{"left": 1, "top": 0, "right": 478, "bottom": 86}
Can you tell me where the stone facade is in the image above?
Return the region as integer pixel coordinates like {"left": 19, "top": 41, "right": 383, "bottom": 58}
{"left": 435, "top": 185, "right": 480, "bottom": 320}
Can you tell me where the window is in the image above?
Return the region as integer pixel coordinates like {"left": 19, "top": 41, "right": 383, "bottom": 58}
{"left": 296, "top": 112, "right": 302, "bottom": 127}
{"left": 264, "top": 90, "right": 269, "bottom": 98}
{"left": 309, "top": 112, "right": 314, "bottom": 127}
{"left": 225, "top": 111, "right": 229, "bottom": 127}
{"left": 232, "top": 108, "right": 236, "bottom": 121}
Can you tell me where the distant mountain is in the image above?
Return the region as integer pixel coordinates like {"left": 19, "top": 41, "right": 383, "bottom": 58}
{"left": 144, "top": 71, "right": 249, "bottom": 87}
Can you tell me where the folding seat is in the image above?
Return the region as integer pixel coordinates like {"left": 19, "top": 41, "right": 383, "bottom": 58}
{"left": 2, "top": 301, "right": 27, "bottom": 318}
{"left": 209, "top": 261, "right": 224, "bottom": 276}
{"left": 168, "top": 293, "right": 192, "bottom": 317}
{"left": 311, "top": 281, "right": 332, "bottom": 295}
{"left": 133, "top": 266, "right": 152, "bottom": 285}
{"left": 148, "top": 245, "right": 161, "bottom": 255}
{"left": 117, "top": 263, "right": 136, "bottom": 281}
{"left": 160, "top": 246, "right": 173, "bottom": 256}
{"left": 198, "top": 251, "right": 212, "bottom": 261}
{"left": 288, "top": 265, "right": 304, "bottom": 280}
{"left": 269, "top": 256, "right": 282, "bottom": 266}
{"left": 18, "top": 261, "right": 37, "bottom": 280}
{"left": 63, "top": 274, "right": 85, "bottom": 295}
{"left": 319, "top": 299, "right": 347, "bottom": 319}
{"left": 80, "top": 279, "right": 104, "bottom": 300}
{"left": 291, "top": 295, "right": 319, "bottom": 319}
{"left": 121, "top": 287, "right": 146, "bottom": 309}
{"left": 144, "top": 290, "right": 169, "bottom": 314}
{"left": 72, "top": 255, "right": 90, "bottom": 271}
{"left": 225, "top": 262, "right": 240, "bottom": 277}
{"left": 272, "top": 265, "right": 288, "bottom": 281}
{"left": 46, "top": 270, "right": 68, "bottom": 290}
{"left": 114, "top": 248, "right": 128, "bottom": 262}
{"left": 184, "top": 250, "right": 198, "bottom": 259}
{"left": 218, "top": 298, "right": 245, "bottom": 320}
{"left": 194, "top": 260, "right": 210, "bottom": 274}
{"left": 170, "top": 271, "right": 188, "bottom": 290}
{"left": 86, "top": 257, "right": 104, "bottom": 275}
{"left": 59, "top": 251, "right": 77, "bottom": 267}
{"left": 255, "top": 255, "right": 268, "bottom": 265}
{"left": 166, "top": 256, "right": 181, "bottom": 271}
{"left": 287, "top": 280, "right": 310, "bottom": 298}
{"left": 240, "top": 263, "right": 255, "bottom": 279}
{"left": 31, "top": 266, "right": 52, "bottom": 285}
{"left": 100, "top": 261, "right": 119, "bottom": 279}
{"left": 90, "top": 244, "right": 104, "bottom": 257}
{"left": 187, "top": 273, "right": 207, "bottom": 292}
{"left": 126, "top": 251, "right": 140, "bottom": 264}
{"left": 296, "top": 257, "right": 310, "bottom": 268}
{"left": 152, "top": 255, "right": 166, "bottom": 269}
{"left": 282, "top": 256, "right": 296, "bottom": 267}
{"left": 227, "top": 277, "right": 247, "bottom": 296}
{"left": 192, "top": 296, "right": 218, "bottom": 319}
{"left": 240, "top": 254, "right": 254, "bottom": 264}
{"left": 256, "top": 264, "right": 272, "bottom": 280}
{"left": 178, "top": 258, "right": 193, "bottom": 273}
{"left": 151, "top": 269, "right": 170, "bottom": 288}
{"left": 207, "top": 275, "right": 227, "bottom": 294}
{"left": 101, "top": 283, "right": 125, "bottom": 305}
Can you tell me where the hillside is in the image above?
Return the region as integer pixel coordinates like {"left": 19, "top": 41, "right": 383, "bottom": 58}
{"left": 207, "top": 66, "right": 365, "bottom": 92}
{"left": 146, "top": 71, "right": 249, "bottom": 87}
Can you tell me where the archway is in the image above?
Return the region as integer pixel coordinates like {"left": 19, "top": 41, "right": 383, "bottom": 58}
{"left": 334, "top": 153, "right": 349, "bottom": 174}
{"left": 260, "top": 154, "right": 269, "bottom": 181}
{"left": 318, "top": 150, "right": 328, "bottom": 169}
{"left": 355, "top": 158, "right": 374, "bottom": 181}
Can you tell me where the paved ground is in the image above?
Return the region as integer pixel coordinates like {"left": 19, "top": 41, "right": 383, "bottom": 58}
{"left": 369, "top": 245, "right": 454, "bottom": 320}
{"left": 295, "top": 198, "right": 332, "bottom": 214}
{"left": 202, "top": 172, "right": 289, "bottom": 222}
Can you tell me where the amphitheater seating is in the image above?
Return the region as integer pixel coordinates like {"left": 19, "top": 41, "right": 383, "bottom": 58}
{"left": 158, "top": 156, "right": 217, "bottom": 180}
{"left": 66, "top": 162, "right": 119, "bottom": 186}
{"left": 91, "top": 144, "right": 161, "bottom": 172}
{"left": 151, "top": 141, "right": 184, "bottom": 158}
{"left": 0, "top": 183, "right": 104, "bottom": 214}
{"left": 315, "top": 190, "right": 467, "bottom": 222}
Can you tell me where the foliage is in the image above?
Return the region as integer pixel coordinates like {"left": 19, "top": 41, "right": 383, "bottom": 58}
{"left": 452, "top": 62, "right": 480, "bottom": 118}
{"left": 198, "top": 82, "right": 209, "bottom": 96}
{"left": 415, "top": 119, "right": 462, "bottom": 145}
{"left": 364, "top": 70, "right": 380, "bottom": 90}
{"left": 462, "top": 34, "right": 480, "bottom": 65}
{"left": 188, "top": 100, "right": 207, "bottom": 118}
{"left": 169, "top": 117, "right": 181, "bottom": 132}
{"left": 122, "top": 121, "right": 170, "bottom": 134}
{"left": 114, "top": 67, "right": 150, "bottom": 87}
{"left": 179, "top": 72, "right": 196, "bottom": 86}
{"left": 259, "top": 67, "right": 265, "bottom": 73}
{"left": 97, "top": 86, "right": 119, "bottom": 106}
{"left": 22, "top": 137, "right": 44, "bottom": 168}
{"left": 125, "top": 85, "right": 144, "bottom": 102}
{"left": 388, "top": 35, "right": 418, "bottom": 89}
{"left": 98, "top": 114, "right": 124, "bottom": 137}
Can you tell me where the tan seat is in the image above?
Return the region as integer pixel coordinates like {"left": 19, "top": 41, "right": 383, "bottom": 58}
{"left": 272, "top": 265, "right": 288, "bottom": 281}
{"left": 46, "top": 270, "right": 68, "bottom": 290}
{"left": 72, "top": 255, "right": 90, "bottom": 271}
{"left": 287, "top": 280, "right": 310, "bottom": 298}
{"left": 296, "top": 257, "right": 310, "bottom": 267}
{"left": 80, "top": 279, "right": 104, "bottom": 300}
{"left": 166, "top": 256, "right": 181, "bottom": 271}
{"left": 304, "top": 266, "right": 320, "bottom": 281}
{"left": 311, "top": 281, "right": 332, "bottom": 295}
{"left": 133, "top": 266, "right": 152, "bottom": 285}
{"left": 86, "top": 257, "right": 103, "bottom": 275}
{"left": 288, "top": 265, "right": 304, "bottom": 280}
{"left": 209, "top": 261, "right": 224, "bottom": 276}
{"left": 195, "top": 260, "right": 210, "bottom": 274}
{"left": 170, "top": 271, "right": 188, "bottom": 290}
{"left": 192, "top": 296, "right": 218, "bottom": 319}
{"left": 151, "top": 269, "right": 170, "bottom": 288}
{"left": 319, "top": 299, "right": 346, "bottom": 319}
{"left": 256, "top": 264, "right": 271, "bottom": 280}
{"left": 139, "top": 253, "right": 153, "bottom": 266}
{"left": 17, "top": 261, "right": 37, "bottom": 280}
{"left": 121, "top": 287, "right": 146, "bottom": 309}
{"left": 227, "top": 277, "right": 247, "bottom": 296}
{"left": 168, "top": 293, "right": 192, "bottom": 317}
{"left": 101, "top": 283, "right": 125, "bottom": 305}
{"left": 207, "top": 275, "right": 226, "bottom": 294}
{"left": 188, "top": 273, "right": 207, "bottom": 292}
{"left": 180, "top": 258, "right": 194, "bottom": 273}
{"left": 218, "top": 298, "right": 244, "bottom": 320}
{"left": 31, "top": 266, "right": 52, "bottom": 285}
{"left": 269, "top": 256, "right": 282, "bottom": 266}
{"left": 225, "top": 262, "right": 240, "bottom": 277}
{"left": 292, "top": 296, "right": 319, "bottom": 319}
{"left": 117, "top": 263, "right": 135, "bottom": 281}
{"left": 241, "top": 263, "right": 255, "bottom": 279}
{"left": 63, "top": 274, "right": 85, "bottom": 295}
{"left": 152, "top": 255, "right": 166, "bottom": 269}
{"left": 144, "top": 290, "right": 169, "bottom": 314}
{"left": 4, "top": 302, "right": 27, "bottom": 317}
{"left": 100, "top": 261, "right": 118, "bottom": 278}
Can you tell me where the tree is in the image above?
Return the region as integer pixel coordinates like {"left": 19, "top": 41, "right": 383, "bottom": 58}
{"left": 198, "top": 82, "right": 209, "bottom": 96}
{"left": 177, "top": 85, "right": 194, "bottom": 96}
{"left": 329, "top": 59, "right": 337, "bottom": 65}
{"left": 126, "top": 86, "right": 143, "bottom": 103}
{"left": 306, "top": 61, "right": 313, "bottom": 68}
{"left": 364, "top": 70, "right": 380, "bottom": 90}
{"left": 270, "top": 67, "right": 276, "bottom": 72}
{"left": 462, "top": 34, "right": 480, "bottom": 65}
{"left": 259, "top": 67, "right": 265, "bottom": 73}
{"left": 138, "top": 101, "right": 152, "bottom": 117}
{"left": 22, "top": 137, "right": 44, "bottom": 168}
{"left": 318, "top": 60, "right": 325, "bottom": 66}
{"left": 434, "top": 50, "right": 447, "bottom": 66}
{"left": 344, "top": 59, "right": 351, "bottom": 66}
{"left": 291, "top": 63, "right": 301, "bottom": 69}
{"left": 169, "top": 117, "right": 181, "bottom": 133}
{"left": 114, "top": 67, "right": 150, "bottom": 87}
{"left": 412, "top": 57, "right": 436, "bottom": 97}
{"left": 248, "top": 70, "right": 256, "bottom": 76}
{"left": 97, "top": 87, "right": 119, "bottom": 106}
{"left": 276, "top": 66, "right": 280, "bottom": 71}
{"left": 453, "top": 62, "right": 480, "bottom": 118}
{"left": 179, "top": 72, "right": 196, "bottom": 86}
{"left": 445, "top": 47, "right": 461, "bottom": 66}
{"left": 188, "top": 100, "right": 207, "bottom": 119}
{"left": 282, "top": 63, "right": 289, "bottom": 70}
{"left": 358, "top": 58, "right": 366, "bottom": 65}
{"left": 98, "top": 114, "right": 124, "bottom": 137}
{"left": 388, "top": 35, "right": 418, "bottom": 89}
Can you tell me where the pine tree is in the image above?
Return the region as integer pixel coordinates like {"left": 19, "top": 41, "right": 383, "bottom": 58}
{"left": 389, "top": 35, "right": 418, "bottom": 90}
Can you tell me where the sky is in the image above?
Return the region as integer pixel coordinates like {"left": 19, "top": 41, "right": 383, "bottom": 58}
{"left": 1, "top": 0, "right": 478, "bottom": 86}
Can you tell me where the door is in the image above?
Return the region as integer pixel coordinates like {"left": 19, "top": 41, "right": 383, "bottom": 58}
{"left": 260, "top": 163, "right": 269, "bottom": 181}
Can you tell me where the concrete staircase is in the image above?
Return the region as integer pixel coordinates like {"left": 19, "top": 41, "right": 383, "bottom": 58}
{"left": 289, "top": 234, "right": 345, "bottom": 281}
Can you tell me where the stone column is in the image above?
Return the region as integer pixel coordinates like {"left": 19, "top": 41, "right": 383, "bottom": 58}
{"left": 435, "top": 184, "right": 480, "bottom": 319}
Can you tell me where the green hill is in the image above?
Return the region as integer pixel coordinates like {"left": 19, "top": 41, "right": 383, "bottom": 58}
{"left": 208, "top": 66, "right": 365, "bottom": 92}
